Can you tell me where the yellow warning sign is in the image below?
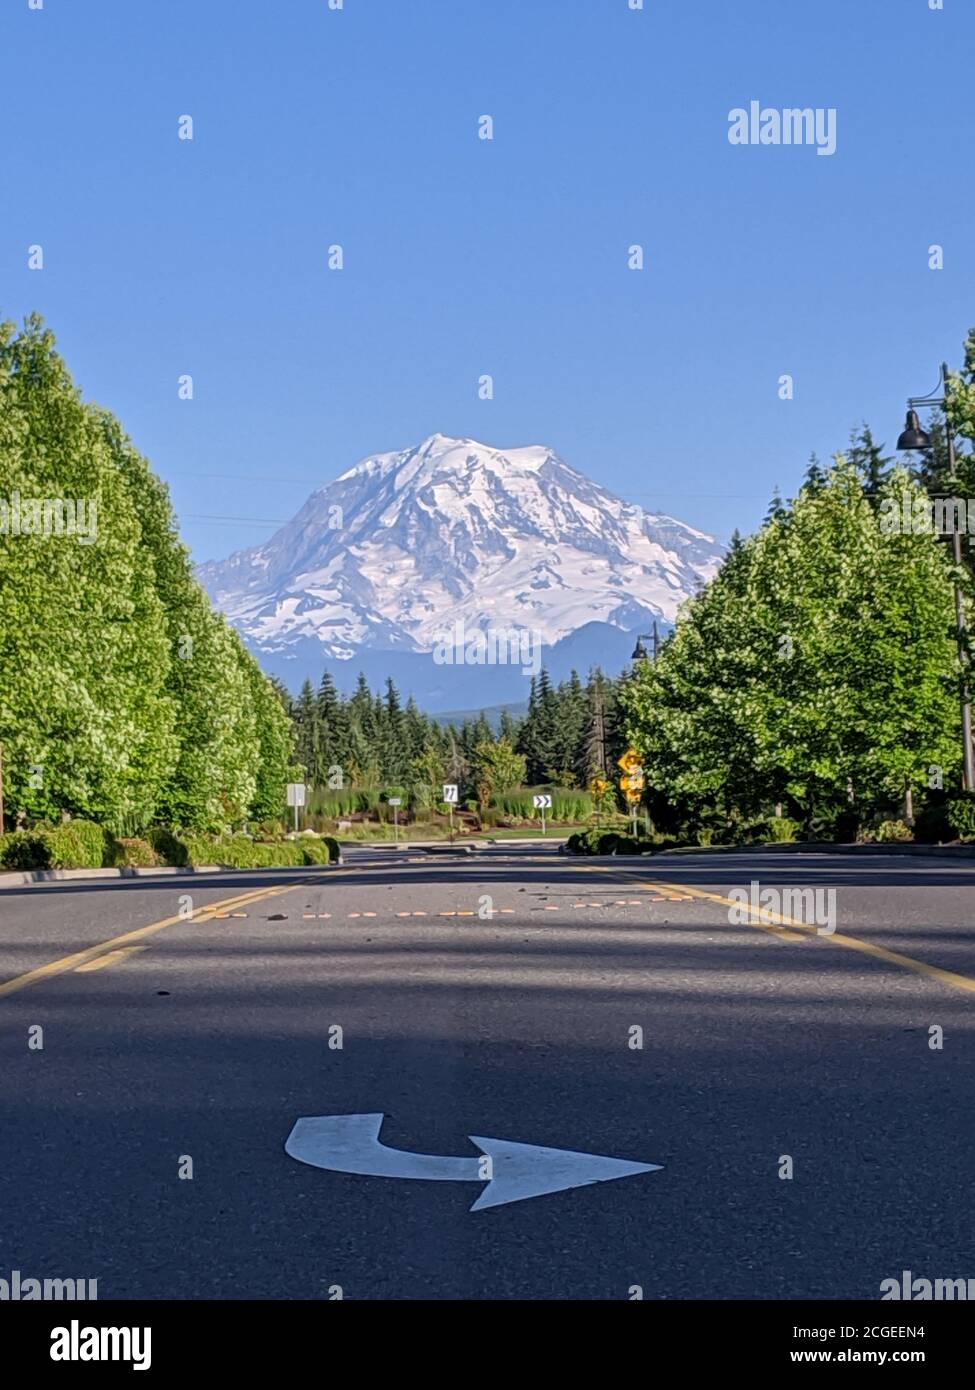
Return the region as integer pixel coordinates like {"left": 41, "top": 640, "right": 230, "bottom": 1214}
{"left": 618, "top": 747, "right": 643, "bottom": 774}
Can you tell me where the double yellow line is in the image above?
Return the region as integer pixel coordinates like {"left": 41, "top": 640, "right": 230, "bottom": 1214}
{"left": 598, "top": 867, "right": 975, "bottom": 996}
{"left": 0, "top": 873, "right": 331, "bottom": 1001}
{"left": 4, "top": 857, "right": 975, "bottom": 1001}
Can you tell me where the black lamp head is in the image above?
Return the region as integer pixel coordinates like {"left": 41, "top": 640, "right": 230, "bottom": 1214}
{"left": 897, "top": 409, "right": 932, "bottom": 452}
{"left": 631, "top": 637, "right": 648, "bottom": 661}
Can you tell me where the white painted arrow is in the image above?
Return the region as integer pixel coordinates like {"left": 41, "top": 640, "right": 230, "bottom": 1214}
{"left": 285, "top": 1113, "right": 662, "bottom": 1211}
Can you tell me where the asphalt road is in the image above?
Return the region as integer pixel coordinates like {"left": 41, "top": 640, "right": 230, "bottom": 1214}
{"left": 0, "top": 845, "right": 973, "bottom": 1300}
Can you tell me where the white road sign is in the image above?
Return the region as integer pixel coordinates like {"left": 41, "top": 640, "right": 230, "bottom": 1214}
{"left": 442, "top": 784, "right": 459, "bottom": 804}
{"left": 532, "top": 794, "right": 553, "bottom": 810}
{"left": 286, "top": 783, "right": 306, "bottom": 807}
{"left": 285, "top": 1113, "right": 661, "bottom": 1212}
{"left": 388, "top": 797, "right": 402, "bottom": 807}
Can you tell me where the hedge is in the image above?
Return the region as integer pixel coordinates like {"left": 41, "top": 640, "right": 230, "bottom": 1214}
{"left": 947, "top": 794, "right": 975, "bottom": 840}
{"left": 565, "top": 829, "right": 656, "bottom": 856}
{"left": 174, "top": 834, "right": 341, "bottom": 869}
{"left": 109, "top": 837, "right": 158, "bottom": 868}
{"left": 179, "top": 836, "right": 301, "bottom": 869}
{"left": 147, "top": 827, "right": 188, "bottom": 867}
{"left": 0, "top": 825, "right": 340, "bottom": 872}
{"left": 0, "top": 820, "right": 109, "bottom": 870}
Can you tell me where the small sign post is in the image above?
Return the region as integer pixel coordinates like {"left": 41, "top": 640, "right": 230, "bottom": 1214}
{"left": 442, "top": 783, "right": 458, "bottom": 842}
{"left": 286, "top": 782, "right": 306, "bottom": 834}
{"left": 618, "top": 749, "right": 644, "bottom": 840}
{"left": 532, "top": 792, "right": 553, "bottom": 835}
{"left": 388, "top": 796, "right": 402, "bottom": 843}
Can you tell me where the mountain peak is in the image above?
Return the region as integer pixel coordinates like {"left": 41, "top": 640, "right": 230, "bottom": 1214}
{"left": 413, "top": 432, "right": 555, "bottom": 474}
{"left": 198, "top": 434, "right": 723, "bottom": 677}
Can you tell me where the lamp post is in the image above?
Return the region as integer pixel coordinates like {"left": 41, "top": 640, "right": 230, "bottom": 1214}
{"left": 629, "top": 621, "right": 660, "bottom": 839}
{"left": 631, "top": 620, "right": 661, "bottom": 664}
{"left": 896, "top": 362, "right": 975, "bottom": 792}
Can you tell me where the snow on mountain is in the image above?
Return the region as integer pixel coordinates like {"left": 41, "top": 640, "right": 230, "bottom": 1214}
{"left": 196, "top": 433, "right": 723, "bottom": 679}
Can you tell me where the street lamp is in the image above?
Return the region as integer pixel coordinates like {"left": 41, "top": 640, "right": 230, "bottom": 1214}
{"left": 631, "top": 621, "right": 661, "bottom": 663}
{"left": 896, "top": 362, "right": 975, "bottom": 792}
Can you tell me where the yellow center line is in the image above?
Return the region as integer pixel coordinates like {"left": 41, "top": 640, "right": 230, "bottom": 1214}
{"left": 586, "top": 865, "right": 803, "bottom": 940}
{"left": 0, "top": 872, "right": 335, "bottom": 1001}
{"left": 75, "top": 946, "right": 147, "bottom": 974}
{"left": 590, "top": 865, "right": 975, "bottom": 995}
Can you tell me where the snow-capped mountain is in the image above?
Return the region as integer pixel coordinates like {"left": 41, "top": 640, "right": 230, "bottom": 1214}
{"left": 197, "top": 434, "right": 723, "bottom": 702}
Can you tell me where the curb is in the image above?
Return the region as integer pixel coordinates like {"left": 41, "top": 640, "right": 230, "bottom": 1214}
{"left": 0, "top": 864, "right": 226, "bottom": 889}
{"left": 0, "top": 861, "right": 342, "bottom": 890}
{"left": 563, "top": 842, "right": 975, "bottom": 861}
{"left": 656, "top": 841, "right": 975, "bottom": 860}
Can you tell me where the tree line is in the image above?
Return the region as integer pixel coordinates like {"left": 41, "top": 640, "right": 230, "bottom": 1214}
{"left": 620, "top": 330, "right": 975, "bottom": 842}
{"left": 286, "top": 666, "right": 627, "bottom": 805}
{"left": 0, "top": 316, "right": 292, "bottom": 835}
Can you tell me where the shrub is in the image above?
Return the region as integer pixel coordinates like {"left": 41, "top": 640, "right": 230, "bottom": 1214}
{"left": 0, "top": 831, "right": 51, "bottom": 870}
{"left": 148, "top": 827, "right": 189, "bottom": 867}
{"left": 875, "top": 819, "right": 914, "bottom": 843}
{"left": 254, "top": 819, "right": 285, "bottom": 839}
{"left": 913, "top": 799, "right": 953, "bottom": 843}
{"left": 301, "top": 841, "right": 331, "bottom": 865}
{"left": 201, "top": 838, "right": 306, "bottom": 868}
{"left": 564, "top": 828, "right": 657, "bottom": 856}
{"left": 767, "top": 816, "right": 801, "bottom": 843}
{"left": 111, "top": 837, "right": 158, "bottom": 868}
{"left": 179, "top": 835, "right": 343, "bottom": 868}
{"left": 809, "top": 807, "right": 859, "bottom": 843}
{"left": 0, "top": 820, "right": 109, "bottom": 871}
{"left": 947, "top": 795, "right": 975, "bottom": 840}
{"left": 44, "top": 820, "right": 108, "bottom": 868}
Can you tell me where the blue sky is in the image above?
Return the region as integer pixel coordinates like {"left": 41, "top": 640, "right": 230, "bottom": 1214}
{"left": 3, "top": 0, "right": 973, "bottom": 560}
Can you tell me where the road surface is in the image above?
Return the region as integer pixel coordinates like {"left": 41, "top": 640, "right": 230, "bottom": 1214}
{"left": 0, "top": 845, "right": 972, "bottom": 1300}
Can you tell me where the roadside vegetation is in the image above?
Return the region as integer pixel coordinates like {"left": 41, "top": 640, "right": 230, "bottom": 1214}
{"left": 0, "top": 317, "right": 293, "bottom": 843}
{"left": 617, "top": 331, "right": 975, "bottom": 853}
{"left": 4, "top": 317, "right": 975, "bottom": 865}
{"left": 0, "top": 822, "right": 341, "bottom": 872}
